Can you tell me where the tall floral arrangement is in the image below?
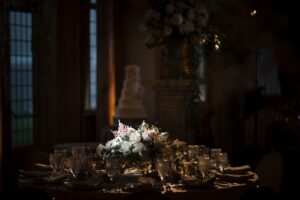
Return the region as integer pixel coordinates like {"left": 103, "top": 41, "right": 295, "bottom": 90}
{"left": 96, "top": 121, "right": 169, "bottom": 162}
{"left": 139, "top": 0, "right": 220, "bottom": 79}
{"left": 139, "top": 0, "right": 220, "bottom": 49}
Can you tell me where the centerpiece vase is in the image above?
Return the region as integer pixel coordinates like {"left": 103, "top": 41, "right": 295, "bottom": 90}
{"left": 163, "top": 38, "right": 199, "bottom": 79}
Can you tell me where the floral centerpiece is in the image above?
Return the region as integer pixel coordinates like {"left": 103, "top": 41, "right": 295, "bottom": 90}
{"left": 96, "top": 120, "right": 169, "bottom": 169}
{"left": 139, "top": 0, "right": 220, "bottom": 78}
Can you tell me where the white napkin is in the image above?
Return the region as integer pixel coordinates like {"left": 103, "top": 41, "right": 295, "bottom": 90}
{"left": 34, "top": 163, "right": 52, "bottom": 171}
{"left": 223, "top": 165, "right": 251, "bottom": 174}
{"left": 216, "top": 171, "right": 255, "bottom": 182}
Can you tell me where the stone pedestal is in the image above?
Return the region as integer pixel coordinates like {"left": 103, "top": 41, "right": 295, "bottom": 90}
{"left": 153, "top": 80, "right": 193, "bottom": 142}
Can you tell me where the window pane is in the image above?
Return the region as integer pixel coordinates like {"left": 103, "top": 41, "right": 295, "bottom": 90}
{"left": 27, "top": 14, "right": 32, "bottom": 26}
{"left": 90, "top": 22, "right": 96, "bottom": 34}
{"left": 91, "top": 84, "right": 96, "bottom": 96}
{"left": 27, "top": 42, "right": 32, "bottom": 56}
{"left": 90, "top": 10, "right": 97, "bottom": 22}
{"left": 16, "top": 41, "right": 22, "bottom": 55}
{"left": 21, "top": 13, "right": 27, "bottom": 25}
{"left": 90, "top": 47, "right": 97, "bottom": 59}
{"left": 21, "top": 42, "right": 28, "bottom": 55}
{"left": 90, "top": 72, "right": 96, "bottom": 83}
{"left": 90, "top": 60, "right": 97, "bottom": 71}
{"left": 90, "top": 96, "right": 97, "bottom": 109}
{"left": 21, "top": 26, "right": 27, "bottom": 41}
{"left": 86, "top": 7, "right": 98, "bottom": 110}
{"left": 26, "top": 28, "right": 32, "bottom": 41}
{"left": 90, "top": 35, "right": 96, "bottom": 46}
{"left": 9, "top": 11, "right": 33, "bottom": 148}
{"left": 15, "top": 12, "right": 21, "bottom": 25}
{"left": 16, "top": 26, "right": 22, "bottom": 40}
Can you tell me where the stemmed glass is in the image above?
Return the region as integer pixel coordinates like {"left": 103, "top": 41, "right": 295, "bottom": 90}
{"left": 156, "top": 158, "right": 170, "bottom": 189}
{"left": 67, "top": 157, "right": 82, "bottom": 179}
{"left": 72, "top": 146, "right": 85, "bottom": 158}
{"left": 188, "top": 145, "right": 199, "bottom": 161}
{"left": 49, "top": 150, "right": 67, "bottom": 175}
{"left": 216, "top": 152, "right": 229, "bottom": 173}
{"left": 198, "top": 156, "right": 211, "bottom": 179}
{"left": 106, "top": 157, "right": 121, "bottom": 183}
{"left": 210, "top": 148, "right": 222, "bottom": 169}
{"left": 182, "top": 161, "right": 197, "bottom": 181}
{"left": 49, "top": 153, "right": 56, "bottom": 174}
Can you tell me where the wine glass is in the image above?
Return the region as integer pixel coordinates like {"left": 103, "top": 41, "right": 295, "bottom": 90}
{"left": 67, "top": 157, "right": 82, "bottom": 179}
{"left": 106, "top": 157, "right": 121, "bottom": 182}
{"left": 198, "top": 156, "right": 211, "bottom": 179}
{"left": 188, "top": 145, "right": 199, "bottom": 161}
{"left": 182, "top": 161, "right": 197, "bottom": 181}
{"left": 49, "top": 153, "right": 56, "bottom": 174}
{"left": 210, "top": 148, "right": 222, "bottom": 169}
{"left": 49, "top": 152, "right": 66, "bottom": 175}
{"left": 72, "top": 145, "right": 85, "bottom": 158}
{"left": 156, "top": 159, "right": 170, "bottom": 185}
{"left": 216, "top": 152, "right": 228, "bottom": 173}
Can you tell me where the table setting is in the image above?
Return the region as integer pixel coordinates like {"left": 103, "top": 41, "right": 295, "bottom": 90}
{"left": 17, "top": 121, "right": 259, "bottom": 200}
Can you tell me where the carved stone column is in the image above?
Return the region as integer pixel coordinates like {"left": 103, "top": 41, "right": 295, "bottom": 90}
{"left": 153, "top": 80, "right": 193, "bottom": 142}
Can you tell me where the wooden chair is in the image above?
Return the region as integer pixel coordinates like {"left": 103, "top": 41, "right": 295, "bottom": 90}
{"left": 255, "top": 152, "right": 284, "bottom": 194}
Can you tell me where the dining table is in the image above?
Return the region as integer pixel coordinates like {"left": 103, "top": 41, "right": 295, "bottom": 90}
{"left": 18, "top": 170, "right": 259, "bottom": 200}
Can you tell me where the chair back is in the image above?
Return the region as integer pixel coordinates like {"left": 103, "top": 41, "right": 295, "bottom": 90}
{"left": 255, "top": 152, "right": 283, "bottom": 193}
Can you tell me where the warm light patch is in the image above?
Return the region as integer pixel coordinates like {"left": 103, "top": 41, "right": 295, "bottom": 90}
{"left": 108, "top": 59, "right": 116, "bottom": 126}
{"left": 214, "top": 34, "right": 221, "bottom": 51}
{"left": 250, "top": 10, "right": 257, "bottom": 16}
{"left": 108, "top": 1, "right": 116, "bottom": 126}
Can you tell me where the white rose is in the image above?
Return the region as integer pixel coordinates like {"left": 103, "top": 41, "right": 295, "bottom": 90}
{"left": 129, "top": 131, "right": 141, "bottom": 143}
{"left": 106, "top": 140, "right": 113, "bottom": 148}
{"left": 142, "top": 131, "right": 151, "bottom": 141}
{"left": 142, "top": 130, "right": 156, "bottom": 141}
{"left": 128, "top": 127, "right": 136, "bottom": 134}
{"left": 120, "top": 141, "right": 133, "bottom": 155}
{"left": 132, "top": 143, "right": 146, "bottom": 156}
{"left": 106, "top": 137, "right": 121, "bottom": 148}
